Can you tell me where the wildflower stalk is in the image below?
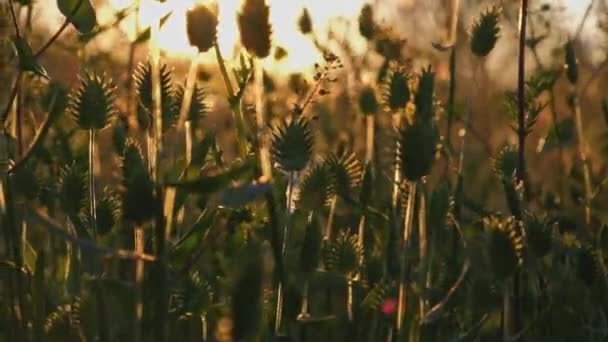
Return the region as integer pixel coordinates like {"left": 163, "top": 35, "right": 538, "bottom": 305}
{"left": 255, "top": 59, "right": 272, "bottom": 180}
{"left": 516, "top": 0, "right": 529, "bottom": 200}
{"left": 573, "top": 94, "right": 592, "bottom": 225}
{"left": 391, "top": 113, "right": 402, "bottom": 209}
{"left": 88, "top": 129, "right": 97, "bottom": 239}
{"left": 213, "top": 42, "right": 248, "bottom": 158}
{"left": 274, "top": 170, "right": 296, "bottom": 334}
{"left": 418, "top": 188, "right": 428, "bottom": 317}
{"left": 149, "top": 14, "right": 162, "bottom": 182}
{"left": 178, "top": 52, "right": 203, "bottom": 164}
{"left": 133, "top": 224, "right": 145, "bottom": 342}
{"left": 127, "top": 0, "right": 141, "bottom": 121}
{"left": 396, "top": 181, "right": 417, "bottom": 334}
{"left": 365, "top": 115, "right": 375, "bottom": 163}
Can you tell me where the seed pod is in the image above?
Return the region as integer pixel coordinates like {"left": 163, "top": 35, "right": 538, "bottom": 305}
{"left": 359, "top": 86, "right": 379, "bottom": 116}
{"left": 298, "top": 7, "right": 312, "bottom": 34}
{"left": 484, "top": 216, "right": 522, "bottom": 280}
{"left": 186, "top": 3, "right": 219, "bottom": 53}
{"left": 300, "top": 218, "right": 322, "bottom": 274}
{"left": 296, "top": 162, "right": 332, "bottom": 211}
{"left": 237, "top": 0, "right": 273, "bottom": 59}
{"left": 397, "top": 120, "right": 438, "bottom": 181}
{"left": 68, "top": 72, "right": 116, "bottom": 131}
{"left": 564, "top": 40, "right": 578, "bottom": 84}
{"left": 470, "top": 6, "right": 501, "bottom": 57}
{"left": 358, "top": 3, "right": 375, "bottom": 40}
{"left": 95, "top": 187, "right": 121, "bottom": 236}
{"left": 174, "top": 82, "right": 208, "bottom": 129}
{"left": 382, "top": 66, "right": 410, "bottom": 112}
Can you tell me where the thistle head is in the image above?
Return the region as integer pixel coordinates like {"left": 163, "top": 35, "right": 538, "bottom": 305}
{"left": 359, "top": 86, "right": 379, "bottom": 116}
{"left": 133, "top": 61, "right": 176, "bottom": 132}
{"left": 186, "top": 2, "right": 219, "bottom": 53}
{"left": 68, "top": 72, "right": 116, "bottom": 131}
{"left": 414, "top": 66, "right": 436, "bottom": 121}
{"left": 470, "top": 6, "right": 501, "bottom": 57}
{"left": 174, "top": 82, "right": 208, "bottom": 130}
{"left": 237, "top": 0, "right": 273, "bottom": 59}
{"left": 397, "top": 119, "right": 438, "bottom": 181}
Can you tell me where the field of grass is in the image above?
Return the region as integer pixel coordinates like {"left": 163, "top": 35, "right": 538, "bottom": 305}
{"left": 2, "top": 0, "right": 608, "bottom": 341}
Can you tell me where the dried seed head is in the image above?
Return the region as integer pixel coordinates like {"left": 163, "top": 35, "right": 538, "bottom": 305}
{"left": 359, "top": 86, "right": 379, "bottom": 115}
{"left": 69, "top": 72, "right": 117, "bottom": 131}
{"left": 298, "top": 7, "right": 313, "bottom": 35}
{"left": 237, "top": 0, "right": 273, "bottom": 59}
{"left": 470, "top": 6, "right": 501, "bottom": 57}
{"left": 358, "top": 3, "right": 375, "bottom": 40}
{"left": 186, "top": 3, "right": 219, "bottom": 53}
{"left": 133, "top": 61, "right": 176, "bottom": 132}
{"left": 270, "top": 116, "right": 314, "bottom": 172}
{"left": 382, "top": 65, "right": 410, "bottom": 112}
{"left": 414, "top": 66, "right": 435, "bottom": 121}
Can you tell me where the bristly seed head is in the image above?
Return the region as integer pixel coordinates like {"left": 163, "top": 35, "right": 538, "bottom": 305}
{"left": 68, "top": 72, "right": 117, "bottom": 131}
{"left": 470, "top": 6, "right": 501, "bottom": 57}
{"left": 186, "top": 2, "right": 219, "bottom": 53}
{"left": 359, "top": 86, "right": 379, "bottom": 116}
{"left": 237, "top": 0, "right": 273, "bottom": 59}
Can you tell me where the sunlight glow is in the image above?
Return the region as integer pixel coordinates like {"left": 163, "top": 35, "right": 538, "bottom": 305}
{"left": 108, "top": 0, "right": 367, "bottom": 72}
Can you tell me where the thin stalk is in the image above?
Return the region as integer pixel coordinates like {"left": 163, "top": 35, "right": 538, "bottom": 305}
{"left": 513, "top": 2, "right": 529, "bottom": 340}
{"left": 134, "top": 224, "right": 145, "bottom": 342}
{"left": 516, "top": 0, "right": 529, "bottom": 199}
{"left": 298, "top": 279, "right": 311, "bottom": 320}
{"left": 213, "top": 42, "right": 248, "bottom": 158}
{"left": 255, "top": 59, "right": 272, "bottom": 180}
{"left": 149, "top": 9, "right": 162, "bottom": 182}
{"left": 178, "top": 52, "right": 202, "bottom": 133}
{"left": 365, "top": 115, "right": 374, "bottom": 162}
{"left": 396, "top": 181, "right": 417, "bottom": 335}
{"left": 391, "top": 112, "right": 403, "bottom": 209}
{"left": 347, "top": 276, "right": 354, "bottom": 321}
{"left": 572, "top": 94, "right": 592, "bottom": 225}
{"left": 325, "top": 195, "right": 338, "bottom": 240}
{"left": 126, "top": 0, "right": 141, "bottom": 120}
{"left": 418, "top": 188, "right": 428, "bottom": 317}
{"left": 275, "top": 171, "right": 296, "bottom": 334}
{"left": 201, "top": 314, "right": 208, "bottom": 341}
{"left": 88, "top": 129, "right": 97, "bottom": 239}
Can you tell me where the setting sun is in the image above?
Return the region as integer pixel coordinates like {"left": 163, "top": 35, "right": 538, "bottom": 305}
{"left": 108, "top": 0, "right": 367, "bottom": 72}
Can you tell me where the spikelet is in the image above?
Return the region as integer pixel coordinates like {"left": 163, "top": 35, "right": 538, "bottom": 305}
{"left": 237, "top": 0, "right": 273, "bottom": 58}
{"left": 298, "top": 7, "right": 313, "bottom": 35}
{"left": 296, "top": 162, "right": 332, "bottom": 211}
{"left": 359, "top": 86, "right": 379, "bottom": 116}
{"left": 94, "top": 187, "right": 121, "bottom": 236}
{"left": 483, "top": 215, "right": 524, "bottom": 280}
{"left": 470, "top": 6, "right": 501, "bottom": 57}
{"left": 323, "top": 231, "right": 364, "bottom": 275}
{"left": 186, "top": 2, "right": 219, "bottom": 53}
{"left": 68, "top": 72, "right": 117, "bottom": 131}
{"left": 59, "top": 163, "right": 87, "bottom": 218}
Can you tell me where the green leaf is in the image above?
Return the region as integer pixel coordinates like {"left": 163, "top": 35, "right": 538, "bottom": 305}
{"left": 542, "top": 117, "right": 576, "bottom": 151}
{"left": 57, "top": 0, "right": 97, "bottom": 34}
{"left": 134, "top": 12, "right": 173, "bottom": 44}
{"left": 167, "top": 157, "right": 255, "bottom": 194}
{"left": 12, "top": 37, "right": 48, "bottom": 79}
{"left": 219, "top": 182, "right": 272, "bottom": 208}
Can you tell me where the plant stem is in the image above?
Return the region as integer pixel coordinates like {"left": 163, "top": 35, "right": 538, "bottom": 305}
{"left": 88, "top": 129, "right": 97, "bottom": 239}
{"left": 572, "top": 93, "right": 592, "bottom": 225}
{"left": 134, "top": 224, "right": 145, "bottom": 342}
{"left": 213, "top": 42, "right": 248, "bottom": 158}
{"left": 365, "top": 115, "right": 374, "bottom": 162}
{"left": 126, "top": 0, "right": 141, "bottom": 121}
{"left": 255, "top": 59, "right": 272, "bottom": 180}
{"left": 275, "top": 171, "right": 296, "bottom": 334}
{"left": 149, "top": 8, "right": 162, "bottom": 182}
{"left": 418, "top": 188, "right": 428, "bottom": 317}
{"left": 517, "top": 0, "right": 529, "bottom": 200}
{"left": 396, "top": 181, "right": 417, "bottom": 335}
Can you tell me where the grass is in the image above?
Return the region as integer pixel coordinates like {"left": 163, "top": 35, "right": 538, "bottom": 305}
{"left": 2, "top": 0, "right": 608, "bottom": 341}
